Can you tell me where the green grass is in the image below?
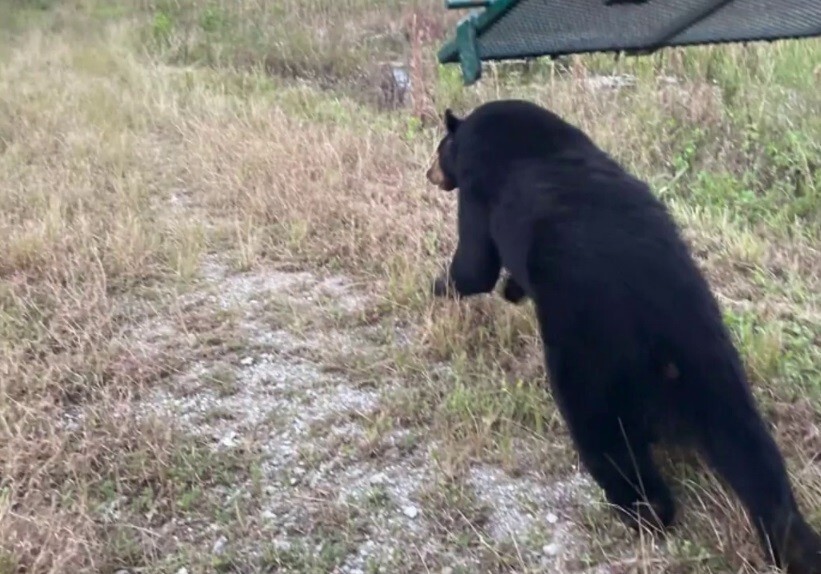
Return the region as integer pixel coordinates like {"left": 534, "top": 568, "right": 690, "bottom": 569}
{"left": 1, "top": 0, "right": 819, "bottom": 572}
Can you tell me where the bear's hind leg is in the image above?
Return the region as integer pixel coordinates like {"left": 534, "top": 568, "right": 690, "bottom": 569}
{"left": 579, "top": 415, "right": 675, "bottom": 533}
{"left": 695, "top": 403, "right": 821, "bottom": 573}
{"left": 546, "top": 350, "right": 675, "bottom": 532}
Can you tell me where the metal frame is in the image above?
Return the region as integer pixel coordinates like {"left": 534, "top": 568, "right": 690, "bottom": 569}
{"left": 438, "top": 0, "right": 520, "bottom": 84}
{"left": 437, "top": 0, "right": 821, "bottom": 86}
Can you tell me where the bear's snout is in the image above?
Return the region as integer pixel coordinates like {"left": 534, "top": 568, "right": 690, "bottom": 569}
{"left": 426, "top": 157, "right": 455, "bottom": 191}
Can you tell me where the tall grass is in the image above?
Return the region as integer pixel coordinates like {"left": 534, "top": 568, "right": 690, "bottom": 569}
{"left": 0, "top": 0, "right": 818, "bottom": 571}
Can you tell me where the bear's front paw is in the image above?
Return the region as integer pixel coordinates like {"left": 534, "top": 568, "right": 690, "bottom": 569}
{"left": 500, "top": 276, "right": 527, "bottom": 304}
{"left": 432, "top": 274, "right": 453, "bottom": 298}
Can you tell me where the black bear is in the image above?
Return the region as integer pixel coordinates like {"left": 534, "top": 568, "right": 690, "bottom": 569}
{"left": 426, "top": 99, "right": 821, "bottom": 573}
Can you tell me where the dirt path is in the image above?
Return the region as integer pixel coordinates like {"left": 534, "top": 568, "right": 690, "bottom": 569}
{"left": 129, "top": 255, "right": 606, "bottom": 573}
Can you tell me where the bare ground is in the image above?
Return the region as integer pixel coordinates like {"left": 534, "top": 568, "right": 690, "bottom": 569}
{"left": 126, "top": 253, "right": 608, "bottom": 573}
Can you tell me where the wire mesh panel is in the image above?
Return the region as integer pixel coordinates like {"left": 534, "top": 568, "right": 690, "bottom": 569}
{"left": 439, "top": 0, "right": 821, "bottom": 83}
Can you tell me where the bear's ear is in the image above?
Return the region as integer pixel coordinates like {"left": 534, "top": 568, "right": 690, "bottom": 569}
{"left": 444, "top": 108, "right": 461, "bottom": 134}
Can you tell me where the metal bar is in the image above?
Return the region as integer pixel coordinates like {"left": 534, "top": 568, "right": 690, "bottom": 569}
{"left": 438, "top": 0, "right": 521, "bottom": 64}
{"left": 445, "top": 0, "right": 491, "bottom": 8}
{"left": 456, "top": 17, "right": 482, "bottom": 84}
{"left": 628, "top": 0, "right": 736, "bottom": 54}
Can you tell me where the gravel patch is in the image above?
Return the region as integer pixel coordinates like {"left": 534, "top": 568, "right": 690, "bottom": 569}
{"left": 127, "top": 256, "right": 600, "bottom": 571}
{"left": 468, "top": 463, "right": 597, "bottom": 564}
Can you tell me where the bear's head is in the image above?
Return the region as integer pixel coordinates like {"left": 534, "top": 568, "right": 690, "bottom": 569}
{"left": 426, "top": 108, "right": 461, "bottom": 191}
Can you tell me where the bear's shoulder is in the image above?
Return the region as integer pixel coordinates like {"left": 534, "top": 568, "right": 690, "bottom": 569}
{"left": 455, "top": 100, "right": 597, "bottom": 165}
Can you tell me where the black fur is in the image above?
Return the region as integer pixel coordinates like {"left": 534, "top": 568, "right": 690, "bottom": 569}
{"left": 500, "top": 273, "right": 528, "bottom": 304}
{"left": 428, "top": 99, "right": 821, "bottom": 573}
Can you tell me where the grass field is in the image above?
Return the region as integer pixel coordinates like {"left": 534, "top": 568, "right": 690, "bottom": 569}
{"left": 0, "top": 1, "right": 819, "bottom": 572}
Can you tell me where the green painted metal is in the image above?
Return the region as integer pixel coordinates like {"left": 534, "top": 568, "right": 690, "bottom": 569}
{"left": 454, "top": 15, "right": 481, "bottom": 84}
{"left": 437, "top": 0, "right": 821, "bottom": 86}
{"left": 445, "top": 0, "right": 491, "bottom": 8}
{"left": 437, "top": 0, "right": 520, "bottom": 85}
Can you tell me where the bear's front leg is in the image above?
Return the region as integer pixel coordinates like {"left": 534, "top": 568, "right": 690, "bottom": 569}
{"left": 431, "top": 272, "right": 452, "bottom": 298}
{"left": 500, "top": 274, "right": 528, "bottom": 304}
{"left": 430, "top": 256, "right": 499, "bottom": 299}
{"left": 431, "top": 194, "right": 501, "bottom": 299}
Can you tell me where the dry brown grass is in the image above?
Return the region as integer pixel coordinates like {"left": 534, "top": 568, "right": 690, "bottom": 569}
{"left": 1, "top": 0, "right": 819, "bottom": 572}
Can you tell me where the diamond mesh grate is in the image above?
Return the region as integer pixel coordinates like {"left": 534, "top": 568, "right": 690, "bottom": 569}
{"left": 439, "top": 0, "right": 821, "bottom": 83}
